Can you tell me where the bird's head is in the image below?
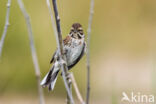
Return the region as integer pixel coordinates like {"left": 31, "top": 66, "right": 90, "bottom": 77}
{"left": 69, "top": 23, "right": 84, "bottom": 39}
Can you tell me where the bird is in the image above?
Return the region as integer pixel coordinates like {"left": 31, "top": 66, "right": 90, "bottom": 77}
{"left": 40, "top": 23, "right": 86, "bottom": 91}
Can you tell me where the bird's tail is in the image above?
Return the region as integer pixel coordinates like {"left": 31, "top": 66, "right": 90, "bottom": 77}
{"left": 40, "top": 66, "right": 60, "bottom": 91}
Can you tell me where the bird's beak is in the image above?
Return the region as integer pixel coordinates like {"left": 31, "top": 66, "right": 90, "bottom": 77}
{"left": 74, "top": 30, "right": 77, "bottom": 33}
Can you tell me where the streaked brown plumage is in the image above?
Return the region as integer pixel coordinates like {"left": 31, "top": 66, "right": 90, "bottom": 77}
{"left": 41, "top": 23, "right": 86, "bottom": 91}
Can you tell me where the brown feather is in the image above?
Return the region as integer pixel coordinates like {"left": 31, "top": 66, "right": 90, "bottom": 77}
{"left": 72, "top": 23, "right": 82, "bottom": 29}
{"left": 63, "top": 35, "right": 71, "bottom": 45}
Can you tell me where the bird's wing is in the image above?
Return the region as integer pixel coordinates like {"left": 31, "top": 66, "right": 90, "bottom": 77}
{"left": 50, "top": 50, "right": 57, "bottom": 64}
{"left": 50, "top": 35, "right": 71, "bottom": 64}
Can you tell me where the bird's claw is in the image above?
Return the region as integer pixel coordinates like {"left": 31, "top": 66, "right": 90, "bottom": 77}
{"left": 66, "top": 73, "right": 72, "bottom": 84}
{"left": 60, "top": 59, "right": 67, "bottom": 65}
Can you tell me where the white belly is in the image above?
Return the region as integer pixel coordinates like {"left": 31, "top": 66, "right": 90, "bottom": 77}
{"left": 65, "top": 39, "right": 84, "bottom": 66}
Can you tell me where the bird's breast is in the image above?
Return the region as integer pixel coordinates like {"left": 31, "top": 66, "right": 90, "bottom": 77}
{"left": 65, "top": 39, "right": 84, "bottom": 66}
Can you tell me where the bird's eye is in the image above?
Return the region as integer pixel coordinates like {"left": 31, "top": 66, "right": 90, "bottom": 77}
{"left": 78, "top": 29, "right": 81, "bottom": 31}
{"left": 78, "top": 30, "right": 83, "bottom": 35}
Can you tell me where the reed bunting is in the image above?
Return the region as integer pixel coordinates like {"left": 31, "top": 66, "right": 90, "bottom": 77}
{"left": 40, "top": 23, "right": 86, "bottom": 91}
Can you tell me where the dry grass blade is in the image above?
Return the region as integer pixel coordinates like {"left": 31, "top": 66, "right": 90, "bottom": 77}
{"left": 86, "top": 0, "right": 94, "bottom": 104}
{"left": 51, "top": 0, "right": 74, "bottom": 103}
{"left": 70, "top": 73, "right": 85, "bottom": 104}
{"left": 17, "top": 0, "right": 45, "bottom": 104}
{"left": 0, "top": 0, "right": 11, "bottom": 57}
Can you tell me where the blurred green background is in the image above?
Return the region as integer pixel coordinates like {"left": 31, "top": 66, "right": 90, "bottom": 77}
{"left": 1, "top": 0, "right": 156, "bottom": 104}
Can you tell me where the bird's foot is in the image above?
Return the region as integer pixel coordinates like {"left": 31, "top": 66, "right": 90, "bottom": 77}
{"left": 66, "top": 73, "right": 72, "bottom": 84}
